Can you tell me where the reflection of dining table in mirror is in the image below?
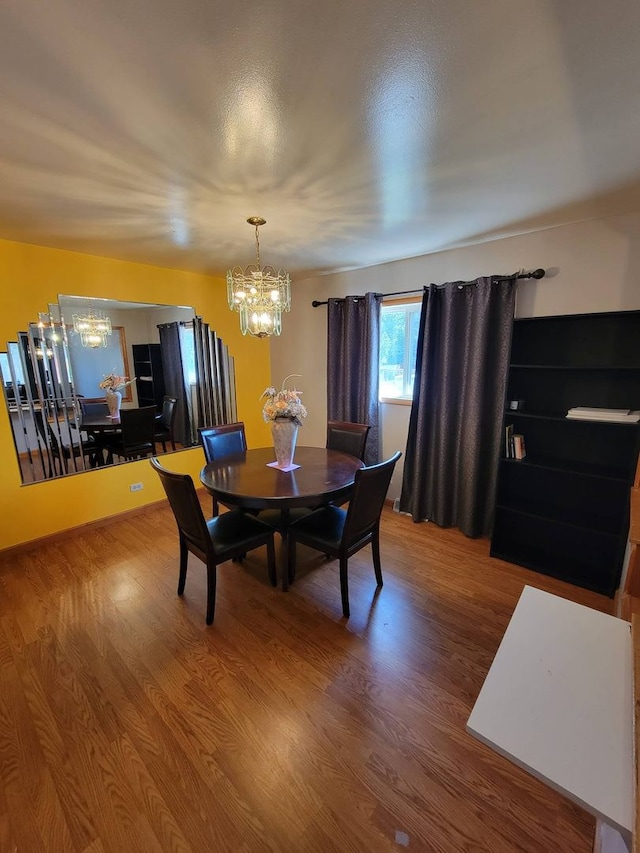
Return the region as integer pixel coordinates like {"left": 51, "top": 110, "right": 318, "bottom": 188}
{"left": 199, "top": 446, "right": 364, "bottom": 589}
{"left": 79, "top": 414, "right": 121, "bottom": 431}
{"left": 76, "top": 413, "right": 122, "bottom": 466}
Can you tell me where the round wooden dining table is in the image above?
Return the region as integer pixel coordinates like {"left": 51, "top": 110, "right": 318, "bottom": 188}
{"left": 79, "top": 414, "right": 121, "bottom": 430}
{"left": 199, "top": 446, "right": 364, "bottom": 589}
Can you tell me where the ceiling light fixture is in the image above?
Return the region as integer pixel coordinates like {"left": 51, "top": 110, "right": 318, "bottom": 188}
{"left": 227, "top": 217, "right": 291, "bottom": 338}
{"left": 72, "top": 307, "right": 112, "bottom": 348}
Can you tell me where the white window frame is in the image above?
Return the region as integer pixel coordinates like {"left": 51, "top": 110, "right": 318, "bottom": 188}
{"left": 379, "top": 296, "right": 422, "bottom": 405}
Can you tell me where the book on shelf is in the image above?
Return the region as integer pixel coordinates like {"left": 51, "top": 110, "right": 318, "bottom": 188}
{"left": 505, "top": 424, "right": 514, "bottom": 458}
{"left": 566, "top": 407, "right": 640, "bottom": 423}
{"left": 513, "top": 434, "right": 526, "bottom": 460}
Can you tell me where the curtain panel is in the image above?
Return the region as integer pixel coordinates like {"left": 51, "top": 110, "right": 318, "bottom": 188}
{"left": 400, "top": 278, "right": 516, "bottom": 537}
{"left": 158, "top": 322, "right": 191, "bottom": 447}
{"left": 327, "top": 292, "right": 380, "bottom": 465}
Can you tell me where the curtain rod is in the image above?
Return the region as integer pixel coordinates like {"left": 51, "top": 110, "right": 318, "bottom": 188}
{"left": 310, "top": 268, "right": 546, "bottom": 307}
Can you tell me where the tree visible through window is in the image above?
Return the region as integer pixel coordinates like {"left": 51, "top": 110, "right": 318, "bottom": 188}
{"left": 379, "top": 298, "right": 421, "bottom": 400}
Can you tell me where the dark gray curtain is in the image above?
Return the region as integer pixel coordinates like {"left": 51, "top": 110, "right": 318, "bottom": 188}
{"left": 158, "top": 323, "right": 191, "bottom": 447}
{"left": 327, "top": 292, "right": 380, "bottom": 465}
{"left": 399, "top": 277, "right": 516, "bottom": 537}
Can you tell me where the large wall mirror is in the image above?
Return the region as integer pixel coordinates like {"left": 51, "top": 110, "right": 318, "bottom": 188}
{"left": 1, "top": 295, "right": 237, "bottom": 484}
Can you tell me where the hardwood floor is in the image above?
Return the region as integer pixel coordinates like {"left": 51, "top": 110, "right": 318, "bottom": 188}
{"left": 17, "top": 442, "right": 182, "bottom": 483}
{"left": 0, "top": 499, "right": 611, "bottom": 852}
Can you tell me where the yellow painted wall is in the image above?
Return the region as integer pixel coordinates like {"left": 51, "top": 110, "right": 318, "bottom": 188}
{"left": 0, "top": 238, "right": 272, "bottom": 549}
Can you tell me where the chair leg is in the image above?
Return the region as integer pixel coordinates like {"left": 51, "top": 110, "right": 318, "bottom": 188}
{"left": 178, "top": 537, "right": 188, "bottom": 595}
{"left": 372, "top": 530, "right": 384, "bottom": 588}
{"left": 266, "top": 536, "right": 277, "bottom": 587}
{"left": 205, "top": 560, "right": 217, "bottom": 625}
{"left": 285, "top": 534, "right": 296, "bottom": 591}
{"left": 43, "top": 450, "right": 53, "bottom": 479}
{"left": 339, "top": 555, "right": 350, "bottom": 618}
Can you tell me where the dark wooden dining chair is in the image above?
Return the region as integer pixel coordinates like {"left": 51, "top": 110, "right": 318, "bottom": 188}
{"left": 326, "top": 420, "right": 371, "bottom": 462}
{"left": 286, "top": 451, "right": 402, "bottom": 617}
{"left": 104, "top": 406, "right": 157, "bottom": 463}
{"left": 34, "top": 410, "right": 99, "bottom": 477}
{"left": 199, "top": 422, "right": 247, "bottom": 460}
{"left": 199, "top": 422, "right": 247, "bottom": 516}
{"left": 323, "top": 420, "right": 372, "bottom": 509}
{"left": 154, "top": 396, "right": 178, "bottom": 452}
{"left": 150, "top": 457, "right": 277, "bottom": 624}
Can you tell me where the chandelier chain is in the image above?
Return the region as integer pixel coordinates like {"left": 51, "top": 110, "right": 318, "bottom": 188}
{"left": 254, "top": 223, "right": 261, "bottom": 269}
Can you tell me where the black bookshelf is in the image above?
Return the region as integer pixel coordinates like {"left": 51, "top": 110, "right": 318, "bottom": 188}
{"left": 491, "top": 310, "right": 640, "bottom": 596}
{"left": 132, "top": 343, "right": 165, "bottom": 412}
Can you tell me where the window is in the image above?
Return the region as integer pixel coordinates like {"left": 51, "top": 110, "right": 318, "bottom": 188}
{"left": 379, "top": 298, "right": 421, "bottom": 402}
{"left": 179, "top": 322, "right": 197, "bottom": 386}
{"left": 0, "top": 343, "right": 27, "bottom": 404}
{"left": 1, "top": 344, "right": 26, "bottom": 386}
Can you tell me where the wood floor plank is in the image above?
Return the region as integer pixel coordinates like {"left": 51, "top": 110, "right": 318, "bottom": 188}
{"left": 0, "top": 500, "right": 611, "bottom": 851}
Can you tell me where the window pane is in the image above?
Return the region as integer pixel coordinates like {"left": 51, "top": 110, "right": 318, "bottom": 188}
{"left": 179, "top": 324, "right": 197, "bottom": 386}
{"left": 380, "top": 309, "right": 407, "bottom": 397}
{"left": 405, "top": 308, "right": 421, "bottom": 395}
{"left": 379, "top": 301, "right": 421, "bottom": 399}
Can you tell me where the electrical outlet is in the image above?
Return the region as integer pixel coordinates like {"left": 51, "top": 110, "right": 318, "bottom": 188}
{"left": 393, "top": 497, "right": 400, "bottom": 512}
{"left": 130, "top": 482, "right": 143, "bottom": 492}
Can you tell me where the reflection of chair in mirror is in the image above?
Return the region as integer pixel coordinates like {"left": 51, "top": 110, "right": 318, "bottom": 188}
{"left": 103, "top": 406, "right": 157, "bottom": 463}
{"left": 33, "top": 410, "right": 99, "bottom": 477}
{"left": 5, "top": 383, "right": 27, "bottom": 404}
{"left": 199, "top": 423, "right": 247, "bottom": 516}
{"left": 78, "top": 397, "right": 109, "bottom": 417}
{"left": 326, "top": 420, "right": 371, "bottom": 461}
{"left": 154, "top": 396, "right": 178, "bottom": 452}
{"left": 150, "top": 457, "right": 277, "bottom": 624}
{"left": 77, "top": 396, "right": 116, "bottom": 466}
{"left": 286, "top": 451, "right": 402, "bottom": 617}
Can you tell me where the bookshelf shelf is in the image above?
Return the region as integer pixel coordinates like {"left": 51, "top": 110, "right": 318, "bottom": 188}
{"left": 500, "top": 455, "right": 630, "bottom": 482}
{"left": 506, "top": 410, "right": 640, "bottom": 426}
{"left": 132, "top": 343, "right": 165, "bottom": 412}
{"left": 491, "top": 310, "right": 640, "bottom": 597}
{"left": 495, "top": 498, "right": 622, "bottom": 537}
{"left": 511, "top": 364, "right": 640, "bottom": 371}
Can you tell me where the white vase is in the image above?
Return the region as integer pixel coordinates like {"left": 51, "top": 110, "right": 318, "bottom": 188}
{"left": 271, "top": 418, "right": 299, "bottom": 468}
{"left": 105, "top": 390, "right": 122, "bottom": 417}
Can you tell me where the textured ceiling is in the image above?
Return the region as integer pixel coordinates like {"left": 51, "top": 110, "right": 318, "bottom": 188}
{"left": 0, "top": 0, "right": 639, "bottom": 280}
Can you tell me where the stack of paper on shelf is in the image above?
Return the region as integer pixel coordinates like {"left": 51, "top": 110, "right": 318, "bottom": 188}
{"left": 566, "top": 407, "right": 640, "bottom": 423}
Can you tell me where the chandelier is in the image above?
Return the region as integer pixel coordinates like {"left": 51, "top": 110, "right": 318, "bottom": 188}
{"left": 72, "top": 307, "right": 112, "bottom": 348}
{"left": 227, "top": 217, "right": 291, "bottom": 338}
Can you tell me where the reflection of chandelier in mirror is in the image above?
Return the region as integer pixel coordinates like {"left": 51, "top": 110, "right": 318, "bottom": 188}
{"left": 72, "top": 308, "right": 112, "bottom": 348}
{"left": 35, "top": 343, "right": 53, "bottom": 359}
{"left": 36, "top": 314, "right": 58, "bottom": 357}
{"left": 227, "top": 217, "right": 291, "bottom": 338}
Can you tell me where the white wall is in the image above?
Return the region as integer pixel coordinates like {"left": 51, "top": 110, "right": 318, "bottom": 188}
{"left": 270, "top": 213, "right": 640, "bottom": 504}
